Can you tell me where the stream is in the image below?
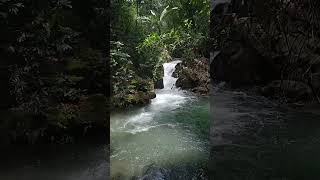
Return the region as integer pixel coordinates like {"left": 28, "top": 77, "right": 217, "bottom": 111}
{"left": 1, "top": 60, "right": 319, "bottom": 179}
{"left": 111, "top": 59, "right": 320, "bottom": 180}
{"left": 110, "top": 60, "right": 210, "bottom": 179}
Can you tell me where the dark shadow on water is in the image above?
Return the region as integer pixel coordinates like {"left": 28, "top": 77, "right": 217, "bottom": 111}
{"left": 209, "top": 86, "right": 320, "bottom": 180}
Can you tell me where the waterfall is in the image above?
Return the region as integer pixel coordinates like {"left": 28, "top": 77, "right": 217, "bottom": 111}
{"left": 110, "top": 59, "right": 208, "bottom": 179}
{"left": 162, "top": 60, "right": 181, "bottom": 90}
{"left": 116, "top": 60, "right": 187, "bottom": 134}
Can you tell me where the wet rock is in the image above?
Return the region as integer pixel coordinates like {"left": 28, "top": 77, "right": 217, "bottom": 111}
{"left": 154, "top": 79, "right": 164, "bottom": 89}
{"left": 211, "top": 41, "right": 280, "bottom": 88}
{"left": 262, "top": 80, "right": 313, "bottom": 101}
{"left": 139, "top": 168, "right": 168, "bottom": 180}
{"left": 172, "top": 62, "right": 182, "bottom": 78}
{"left": 175, "top": 69, "right": 197, "bottom": 89}
{"left": 175, "top": 59, "right": 210, "bottom": 95}
{"left": 192, "top": 87, "right": 209, "bottom": 95}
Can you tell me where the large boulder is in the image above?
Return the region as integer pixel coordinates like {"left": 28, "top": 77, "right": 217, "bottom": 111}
{"left": 176, "top": 58, "right": 210, "bottom": 95}
{"left": 211, "top": 40, "right": 280, "bottom": 88}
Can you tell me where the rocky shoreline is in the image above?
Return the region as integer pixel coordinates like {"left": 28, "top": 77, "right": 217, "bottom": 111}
{"left": 171, "top": 55, "right": 320, "bottom": 112}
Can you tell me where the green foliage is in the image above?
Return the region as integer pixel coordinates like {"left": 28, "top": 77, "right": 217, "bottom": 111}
{"left": 111, "top": 0, "right": 210, "bottom": 108}
{"left": 55, "top": 103, "right": 80, "bottom": 129}
{"left": 1, "top": 0, "right": 108, "bottom": 143}
{"left": 110, "top": 41, "right": 134, "bottom": 95}
{"left": 137, "top": 33, "right": 166, "bottom": 80}
{"left": 50, "top": 74, "right": 84, "bottom": 103}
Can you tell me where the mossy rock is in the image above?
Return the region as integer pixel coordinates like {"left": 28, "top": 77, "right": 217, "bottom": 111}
{"left": 111, "top": 90, "right": 156, "bottom": 109}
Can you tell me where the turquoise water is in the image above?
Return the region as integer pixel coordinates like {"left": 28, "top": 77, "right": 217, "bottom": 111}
{"left": 111, "top": 92, "right": 210, "bottom": 179}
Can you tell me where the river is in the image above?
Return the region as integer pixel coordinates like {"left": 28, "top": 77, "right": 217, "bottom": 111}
{"left": 111, "top": 60, "right": 320, "bottom": 179}
{"left": 110, "top": 60, "right": 210, "bottom": 179}
{"left": 210, "top": 84, "right": 320, "bottom": 179}
{"left": 2, "top": 60, "right": 319, "bottom": 179}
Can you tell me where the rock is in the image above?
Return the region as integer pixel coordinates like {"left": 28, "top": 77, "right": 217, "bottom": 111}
{"left": 172, "top": 62, "right": 182, "bottom": 78}
{"left": 175, "top": 69, "right": 197, "bottom": 89}
{"left": 192, "top": 87, "right": 209, "bottom": 95}
{"left": 261, "top": 80, "right": 313, "bottom": 101}
{"left": 154, "top": 79, "right": 164, "bottom": 89}
{"left": 211, "top": 41, "right": 280, "bottom": 88}
{"left": 124, "top": 91, "right": 156, "bottom": 107}
{"left": 149, "top": 92, "right": 156, "bottom": 99}
{"left": 176, "top": 58, "right": 210, "bottom": 95}
{"left": 139, "top": 167, "right": 169, "bottom": 180}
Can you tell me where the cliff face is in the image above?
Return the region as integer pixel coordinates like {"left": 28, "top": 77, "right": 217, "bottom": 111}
{"left": 210, "top": 0, "right": 320, "bottom": 102}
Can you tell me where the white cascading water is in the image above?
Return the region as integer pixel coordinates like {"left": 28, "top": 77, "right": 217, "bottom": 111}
{"left": 150, "top": 60, "right": 186, "bottom": 110}
{"left": 163, "top": 60, "right": 181, "bottom": 90}
{"left": 120, "top": 60, "right": 187, "bottom": 134}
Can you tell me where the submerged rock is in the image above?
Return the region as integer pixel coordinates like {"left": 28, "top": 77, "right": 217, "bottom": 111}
{"left": 139, "top": 168, "right": 168, "bottom": 180}
{"left": 137, "top": 165, "right": 208, "bottom": 180}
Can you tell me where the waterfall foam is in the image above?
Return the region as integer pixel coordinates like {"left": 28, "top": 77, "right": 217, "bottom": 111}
{"left": 163, "top": 60, "right": 181, "bottom": 90}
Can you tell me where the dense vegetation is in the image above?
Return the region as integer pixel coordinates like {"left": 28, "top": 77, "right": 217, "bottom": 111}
{"left": 111, "top": 0, "right": 210, "bottom": 108}
{"left": 0, "top": 0, "right": 109, "bottom": 144}
{"left": 0, "top": 0, "right": 210, "bottom": 144}
{"left": 211, "top": 0, "right": 320, "bottom": 103}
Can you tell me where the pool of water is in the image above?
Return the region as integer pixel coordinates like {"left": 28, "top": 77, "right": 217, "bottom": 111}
{"left": 209, "top": 84, "right": 320, "bottom": 180}
{"left": 110, "top": 61, "right": 210, "bottom": 179}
